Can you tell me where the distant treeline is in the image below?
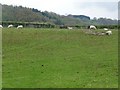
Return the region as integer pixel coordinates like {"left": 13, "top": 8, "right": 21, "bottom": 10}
{"left": 1, "top": 21, "right": 119, "bottom": 29}
{"left": 2, "top": 21, "right": 55, "bottom": 28}
{"left": 1, "top": 4, "right": 118, "bottom": 26}
{"left": 97, "top": 25, "right": 119, "bottom": 29}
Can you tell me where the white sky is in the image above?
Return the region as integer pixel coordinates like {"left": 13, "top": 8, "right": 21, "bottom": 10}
{"left": 1, "top": 0, "right": 119, "bottom": 19}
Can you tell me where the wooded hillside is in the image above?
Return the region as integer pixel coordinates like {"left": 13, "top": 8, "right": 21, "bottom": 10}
{"left": 1, "top": 4, "right": 118, "bottom": 26}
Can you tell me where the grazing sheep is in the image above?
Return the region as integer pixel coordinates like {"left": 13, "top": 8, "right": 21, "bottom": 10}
{"left": 0, "top": 25, "right": 3, "bottom": 28}
{"left": 104, "top": 28, "right": 108, "bottom": 31}
{"left": 17, "top": 25, "right": 23, "bottom": 29}
{"left": 97, "top": 32, "right": 106, "bottom": 36}
{"left": 8, "top": 24, "right": 13, "bottom": 28}
{"left": 68, "top": 27, "right": 73, "bottom": 30}
{"left": 106, "top": 30, "right": 112, "bottom": 35}
{"left": 89, "top": 25, "right": 97, "bottom": 30}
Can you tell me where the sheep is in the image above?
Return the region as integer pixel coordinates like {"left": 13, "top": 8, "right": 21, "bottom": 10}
{"left": 17, "top": 25, "right": 23, "bottom": 29}
{"left": 106, "top": 30, "right": 112, "bottom": 35}
{"left": 0, "top": 25, "right": 3, "bottom": 28}
{"left": 97, "top": 32, "right": 106, "bottom": 36}
{"left": 8, "top": 24, "right": 13, "bottom": 28}
{"left": 104, "top": 28, "right": 108, "bottom": 31}
{"left": 89, "top": 25, "right": 96, "bottom": 30}
{"left": 68, "top": 27, "right": 73, "bottom": 30}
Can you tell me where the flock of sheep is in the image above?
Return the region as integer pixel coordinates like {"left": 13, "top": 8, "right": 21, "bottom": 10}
{"left": 0, "top": 24, "right": 23, "bottom": 29}
{"left": 0, "top": 24, "right": 112, "bottom": 35}
{"left": 88, "top": 25, "right": 112, "bottom": 36}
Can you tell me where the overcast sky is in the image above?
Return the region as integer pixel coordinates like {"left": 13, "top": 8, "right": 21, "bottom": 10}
{"left": 1, "top": 0, "right": 119, "bottom": 19}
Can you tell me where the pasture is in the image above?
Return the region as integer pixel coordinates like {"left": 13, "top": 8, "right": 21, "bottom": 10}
{"left": 2, "top": 28, "right": 118, "bottom": 88}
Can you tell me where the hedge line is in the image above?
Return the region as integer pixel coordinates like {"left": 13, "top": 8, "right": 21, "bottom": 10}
{"left": 1, "top": 21, "right": 119, "bottom": 29}
{"left": 1, "top": 21, "right": 55, "bottom": 28}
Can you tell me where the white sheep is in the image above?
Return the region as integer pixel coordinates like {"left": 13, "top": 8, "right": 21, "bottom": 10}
{"left": 8, "top": 24, "right": 13, "bottom": 28}
{"left": 104, "top": 28, "right": 108, "bottom": 31}
{"left": 68, "top": 27, "right": 73, "bottom": 30}
{"left": 89, "top": 25, "right": 96, "bottom": 30}
{"left": 17, "top": 25, "right": 23, "bottom": 29}
{"left": 106, "top": 30, "right": 112, "bottom": 35}
{"left": 0, "top": 25, "right": 3, "bottom": 28}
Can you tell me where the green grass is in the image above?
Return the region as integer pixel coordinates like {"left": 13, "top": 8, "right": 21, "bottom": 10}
{"left": 2, "top": 28, "right": 118, "bottom": 88}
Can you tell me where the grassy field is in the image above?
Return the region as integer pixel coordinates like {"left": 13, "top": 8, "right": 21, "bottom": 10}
{"left": 2, "top": 28, "right": 118, "bottom": 88}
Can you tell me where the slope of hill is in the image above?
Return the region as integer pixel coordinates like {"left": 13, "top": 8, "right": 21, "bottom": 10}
{"left": 1, "top": 4, "right": 118, "bottom": 25}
